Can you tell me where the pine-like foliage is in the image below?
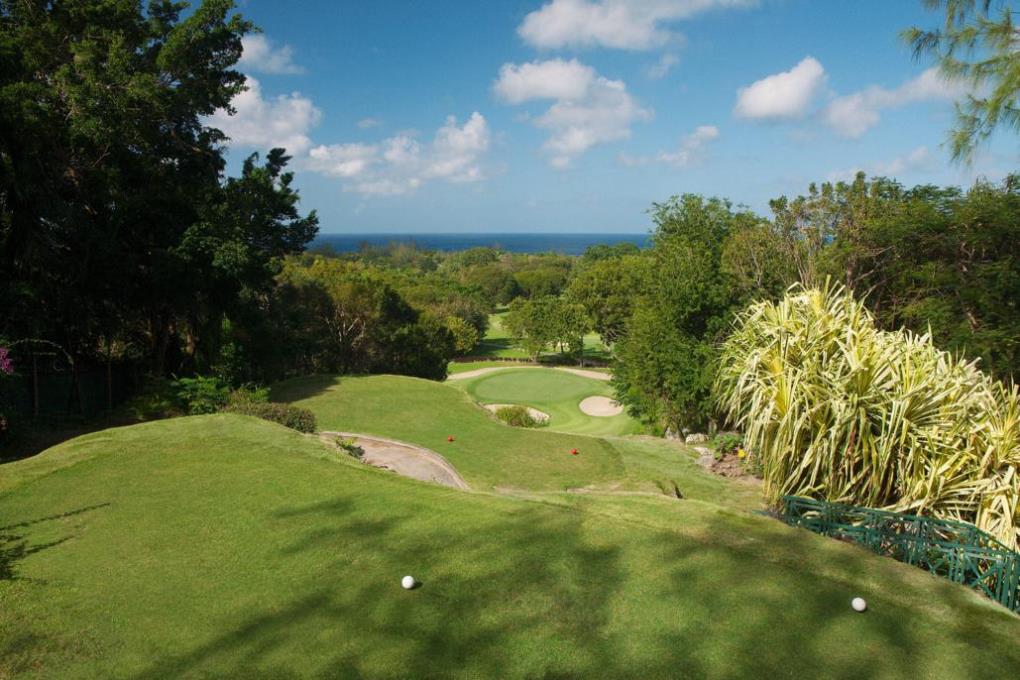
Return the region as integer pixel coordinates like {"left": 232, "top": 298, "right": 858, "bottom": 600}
{"left": 714, "top": 284, "right": 1020, "bottom": 549}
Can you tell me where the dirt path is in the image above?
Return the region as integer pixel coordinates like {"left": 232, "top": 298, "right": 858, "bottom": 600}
{"left": 447, "top": 365, "right": 611, "bottom": 381}
{"left": 321, "top": 431, "right": 470, "bottom": 490}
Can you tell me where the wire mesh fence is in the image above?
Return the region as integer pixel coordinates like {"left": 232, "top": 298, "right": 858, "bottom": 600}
{"left": 779, "top": 495, "right": 1020, "bottom": 614}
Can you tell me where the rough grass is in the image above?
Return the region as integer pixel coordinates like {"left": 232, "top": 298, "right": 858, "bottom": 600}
{"left": 2, "top": 415, "right": 1019, "bottom": 678}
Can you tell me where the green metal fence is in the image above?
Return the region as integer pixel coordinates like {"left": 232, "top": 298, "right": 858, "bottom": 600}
{"left": 779, "top": 495, "right": 1020, "bottom": 614}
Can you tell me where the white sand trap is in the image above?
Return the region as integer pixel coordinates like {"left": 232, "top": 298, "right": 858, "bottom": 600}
{"left": 578, "top": 396, "right": 624, "bottom": 417}
{"left": 483, "top": 403, "right": 550, "bottom": 423}
{"left": 320, "top": 431, "right": 469, "bottom": 490}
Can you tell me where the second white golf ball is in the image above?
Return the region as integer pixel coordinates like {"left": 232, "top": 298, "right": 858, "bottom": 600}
{"left": 851, "top": 597, "right": 867, "bottom": 612}
{"left": 401, "top": 575, "right": 416, "bottom": 590}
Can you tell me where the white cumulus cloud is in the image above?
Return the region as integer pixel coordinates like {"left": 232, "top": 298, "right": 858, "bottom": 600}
{"left": 305, "top": 113, "right": 491, "bottom": 195}
{"left": 494, "top": 59, "right": 652, "bottom": 168}
{"left": 494, "top": 59, "right": 595, "bottom": 104}
{"left": 238, "top": 35, "right": 304, "bottom": 75}
{"left": 823, "top": 68, "right": 965, "bottom": 138}
{"left": 734, "top": 56, "right": 826, "bottom": 120}
{"left": 619, "top": 124, "right": 719, "bottom": 167}
{"left": 518, "top": 0, "right": 756, "bottom": 50}
{"left": 208, "top": 76, "right": 320, "bottom": 155}
{"left": 356, "top": 117, "right": 382, "bottom": 129}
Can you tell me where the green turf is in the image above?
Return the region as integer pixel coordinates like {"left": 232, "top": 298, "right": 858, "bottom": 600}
{"left": 467, "top": 311, "right": 611, "bottom": 362}
{"left": 447, "top": 359, "right": 535, "bottom": 375}
{"left": 2, "top": 415, "right": 1018, "bottom": 679}
{"left": 468, "top": 311, "right": 529, "bottom": 359}
{"left": 453, "top": 367, "right": 640, "bottom": 436}
{"left": 271, "top": 374, "right": 732, "bottom": 500}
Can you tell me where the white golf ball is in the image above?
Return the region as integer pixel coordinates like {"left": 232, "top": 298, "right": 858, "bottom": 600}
{"left": 851, "top": 597, "right": 867, "bottom": 612}
{"left": 401, "top": 575, "right": 416, "bottom": 590}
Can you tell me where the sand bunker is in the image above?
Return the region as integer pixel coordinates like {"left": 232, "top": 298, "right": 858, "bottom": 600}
{"left": 320, "top": 431, "right": 469, "bottom": 490}
{"left": 578, "top": 396, "right": 624, "bottom": 417}
{"left": 483, "top": 403, "right": 550, "bottom": 423}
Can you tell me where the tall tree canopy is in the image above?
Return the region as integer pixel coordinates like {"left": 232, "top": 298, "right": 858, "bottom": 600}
{"left": 905, "top": 0, "right": 1020, "bottom": 160}
{"left": 0, "top": 0, "right": 318, "bottom": 375}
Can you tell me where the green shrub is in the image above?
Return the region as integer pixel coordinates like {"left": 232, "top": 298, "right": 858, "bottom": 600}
{"left": 335, "top": 436, "right": 364, "bottom": 459}
{"left": 123, "top": 376, "right": 183, "bottom": 420}
{"left": 224, "top": 401, "right": 317, "bottom": 433}
{"left": 495, "top": 405, "right": 543, "bottom": 428}
{"left": 711, "top": 432, "right": 742, "bottom": 455}
{"left": 715, "top": 283, "right": 1020, "bottom": 550}
{"left": 172, "top": 376, "right": 230, "bottom": 415}
{"left": 226, "top": 385, "right": 270, "bottom": 409}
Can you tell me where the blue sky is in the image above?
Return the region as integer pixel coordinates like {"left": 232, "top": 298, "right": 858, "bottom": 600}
{"left": 216, "top": 0, "right": 1016, "bottom": 234}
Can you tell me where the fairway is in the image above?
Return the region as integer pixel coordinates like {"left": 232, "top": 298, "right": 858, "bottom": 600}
{"left": 2, "top": 415, "right": 1019, "bottom": 679}
{"left": 453, "top": 367, "right": 639, "bottom": 436}
{"left": 467, "top": 311, "right": 611, "bottom": 362}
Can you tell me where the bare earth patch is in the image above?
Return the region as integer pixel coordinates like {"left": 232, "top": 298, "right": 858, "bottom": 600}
{"left": 482, "top": 403, "right": 550, "bottom": 423}
{"left": 578, "top": 396, "right": 624, "bottom": 417}
{"left": 320, "top": 431, "right": 469, "bottom": 490}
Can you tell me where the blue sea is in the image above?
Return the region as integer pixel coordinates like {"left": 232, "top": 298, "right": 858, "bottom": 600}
{"left": 311, "top": 232, "right": 650, "bottom": 256}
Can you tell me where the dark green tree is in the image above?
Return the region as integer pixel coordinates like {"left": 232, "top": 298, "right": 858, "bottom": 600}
{"left": 0, "top": 0, "right": 254, "bottom": 373}
{"left": 613, "top": 196, "right": 749, "bottom": 431}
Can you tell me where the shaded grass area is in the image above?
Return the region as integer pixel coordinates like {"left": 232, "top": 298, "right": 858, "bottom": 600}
{"left": 271, "top": 374, "right": 742, "bottom": 505}
{"left": 453, "top": 367, "right": 640, "bottom": 436}
{"left": 1, "top": 415, "right": 1018, "bottom": 678}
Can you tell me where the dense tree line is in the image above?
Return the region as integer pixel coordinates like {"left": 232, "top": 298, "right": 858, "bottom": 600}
{"left": 595, "top": 174, "right": 1019, "bottom": 434}
{"left": 0, "top": 0, "right": 316, "bottom": 379}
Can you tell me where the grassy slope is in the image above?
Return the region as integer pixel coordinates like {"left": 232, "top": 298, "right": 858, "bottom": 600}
{"left": 271, "top": 374, "right": 738, "bottom": 503}
{"left": 452, "top": 367, "right": 640, "bottom": 436}
{"left": 2, "top": 415, "right": 1019, "bottom": 679}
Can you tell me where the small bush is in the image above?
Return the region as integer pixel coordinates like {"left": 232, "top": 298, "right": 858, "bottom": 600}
{"left": 495, "top": 405, "right": 543, "bottom": 428}
{"left": 173, "top": 376, "right": 230, "bottom": 415}
{"left": 224, "top": 401, "right": 317, "bottom": 433}
{"left": 123, "top": 376, "right": 183, "bottom": 420}
{"left": 335, "top": 436, "right": 364, "bottom": 459}
{"left": 712, "top": 432, "right": 742, "bottom": 456}
{"left": 226, "top": 385, "right": 270, "bottom": 409}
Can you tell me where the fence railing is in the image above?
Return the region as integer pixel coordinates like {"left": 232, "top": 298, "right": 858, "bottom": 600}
{"left": 779, "top": 495, "right": 1020, "bottom": 614}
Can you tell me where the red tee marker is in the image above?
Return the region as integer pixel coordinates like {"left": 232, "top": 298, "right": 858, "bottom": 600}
{"left": 571, "top": 448, "right": 579, "bottom": 455}
{"left": 447, "top": 435, "right": 455, "bottom": 443}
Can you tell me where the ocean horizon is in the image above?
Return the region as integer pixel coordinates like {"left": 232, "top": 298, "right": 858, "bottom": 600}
{"left": 311, "top": 232, "right": 651, "bottom": 256}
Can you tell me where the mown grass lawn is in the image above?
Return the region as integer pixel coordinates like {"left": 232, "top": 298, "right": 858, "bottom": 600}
{"left": 2, "top": 414, "right": 1019, "bottom": 679}
{"left": 452, "top": 367, "right": 640, "bottom": 436}
{"left": 467, "top": 311, "right": 611, "bottom": 362}
{"left": 272, "top": 374, "right": 736, "bottom": 500}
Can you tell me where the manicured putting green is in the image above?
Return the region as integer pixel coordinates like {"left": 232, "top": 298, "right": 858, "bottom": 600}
{"left": 454, "top": 367, "right": 640, "bottom": 436}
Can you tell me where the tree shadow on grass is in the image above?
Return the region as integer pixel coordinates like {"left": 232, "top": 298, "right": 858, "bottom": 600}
{"left": 132, "top": 497, "right": 630, "bottom": 679}
{"left": 0, "top": 503, "right": 110, "bottom": 582}
{"left": 130, "top": 497, "right": 1020, "bottom": 679}
{"left": 268, "top": 374, "right": 343, "bottom": 406}
{"left": 648, "top": 510, "right": 1020, "bottom": 679}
